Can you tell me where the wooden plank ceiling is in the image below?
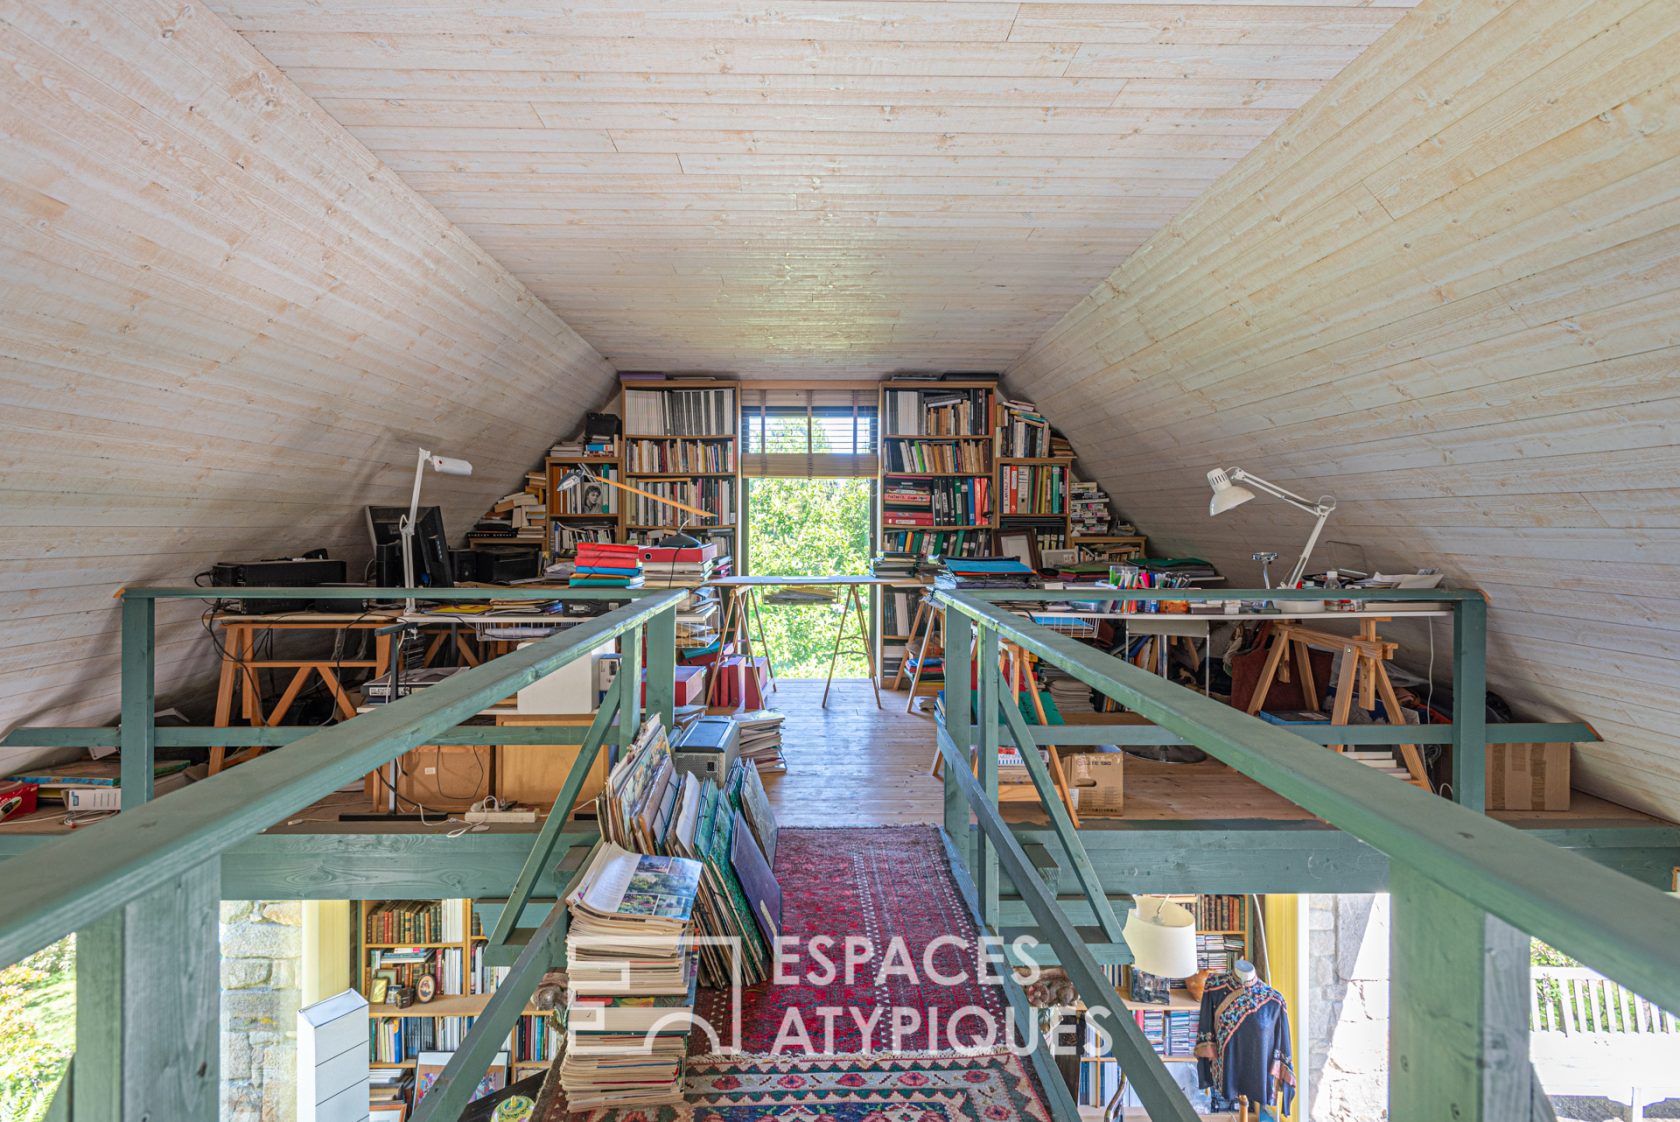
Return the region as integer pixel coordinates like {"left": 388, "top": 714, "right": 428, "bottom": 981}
{"left": 1008, "top": 0, "right": 1680, "bottom": 818}
{"left": 205, "top": 0, "right": 1417, "bottom": 377}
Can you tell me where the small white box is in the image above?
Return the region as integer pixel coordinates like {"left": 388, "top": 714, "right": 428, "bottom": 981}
{"left": 64, "top": 787, "right": 121, "bottom": 812}
{"left": 517, "top": 639, "right": 616, "bottom": 712}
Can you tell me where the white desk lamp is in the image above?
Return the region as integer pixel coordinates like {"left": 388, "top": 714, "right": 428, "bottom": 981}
{"left": 401, "top": 447, "right": 473, "bottom": 611}
{"left": 1207, "top": 468, "right": 1336, "bottom": 589}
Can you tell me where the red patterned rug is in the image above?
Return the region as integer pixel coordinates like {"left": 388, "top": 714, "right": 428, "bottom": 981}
{"left": 694, "top": 826, "right": 1009, "bottom": 1055}
{"left": 548, "top": 1050, "right": 1052, "bottom": 1122}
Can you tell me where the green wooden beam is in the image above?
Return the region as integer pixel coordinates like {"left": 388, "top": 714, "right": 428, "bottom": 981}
{"left": 935, "top": 592, "right": 1680, "bottom": 1016}
{"left": 1001, "top": 722, "right": 1596, "bottom": 748}
{"left": 985, "top": 677, "right": 1124, "bottom": 944}
{"left": 42, "top": 1061, "right": 70, "bottom": 1122}
{"left": 119, "top": 596, "right": 156, "bottom": 808}
{"left": 937, "top": 730, "right": 1198, "bottom": 1122}
{"left": 975, "top": 627, "right": 1001, "bottom": 927}
{"left": 75, "top": 858, "right": 219, "bottom": 1119}
{"left": 0, "top": 592, "right": 684, "bottom": 968}
{"left": 1390, "top": 863, "right": 1532, "bottom": 1119}
{"left": 1454, "top": 594, "right": 1490, "bottom": 810}
{"left": 645, "top": 604, "right": 677, "bottom": 729}
{"left": 944, "top": 609, "right": 975, "bottom": 870}
{"left": 121, "top": 586, "right": 653, "bottom": 601}
{"left": 487, "top": 697, "right": 618, "bottom": 949}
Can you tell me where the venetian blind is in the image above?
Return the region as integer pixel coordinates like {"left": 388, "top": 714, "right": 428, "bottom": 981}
{"left": 741, "top": 389, "right": 879, "bottom": 478}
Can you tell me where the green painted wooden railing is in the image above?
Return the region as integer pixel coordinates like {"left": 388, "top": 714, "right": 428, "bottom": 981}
{"left": 933, "top": 586, "right": 1680, "bottom": 1122}
{"left": 0, "top": 585, "right": 684, "bottom": 1122}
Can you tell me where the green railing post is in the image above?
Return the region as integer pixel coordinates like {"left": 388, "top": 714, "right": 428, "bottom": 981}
{"left": 645, "top": 603, "right": 677, "bottom": 729}
{"left": 975, "top": 626, "right": 1001, "bottom": 928}
{"left": 1453, "top": 594, "right": 1489, "bottom": 810}
{"left": 1390, "top": 863, "right": 1531, "bottom": 1119}
{"left": 75, "top": 857, "right": 219, "bottom": 1119}
{"left": 620, "top": 622, "right": 644, "bottom": 745}
{"left": 119, "top": 595, "right": 156, "bottom": 808}
{"left": 943, "top": 606, "right": 974, "bottom": 867}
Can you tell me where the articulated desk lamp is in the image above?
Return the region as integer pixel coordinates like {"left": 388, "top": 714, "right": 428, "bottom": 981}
{"left": 554, "top": 464, "right": 715, "bottom": 548}
{"left": 1206, "top": 467, "right": 1337, "bottom": 591}
{"left": 402, "top": 447, "right": 473, "bottom": 611}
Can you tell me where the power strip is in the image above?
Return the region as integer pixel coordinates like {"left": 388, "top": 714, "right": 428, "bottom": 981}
{"left": 465, "top": 800, "right": 537, "bottom": 824}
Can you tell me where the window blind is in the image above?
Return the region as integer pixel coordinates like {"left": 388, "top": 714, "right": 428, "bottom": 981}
{"left": 741, "top": 389, "right": 879, "bottom": 478}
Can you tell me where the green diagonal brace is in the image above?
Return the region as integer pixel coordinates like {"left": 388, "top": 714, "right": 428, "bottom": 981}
{"left": 411, "top": 841, "right": 600, "bottom": 1122}
{"left": 989, "top": 655, "right": 1125, "bottom": 945}
{"left": 487, "top": 695, "right": 621, "bottom": 950}
{"left": 937, "top": 730, "right": 1197, "bottom": 1122}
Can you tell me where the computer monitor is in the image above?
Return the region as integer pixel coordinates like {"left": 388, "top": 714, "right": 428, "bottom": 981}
{"left": 366, "top": 505, "right": 454, "bottom": 589}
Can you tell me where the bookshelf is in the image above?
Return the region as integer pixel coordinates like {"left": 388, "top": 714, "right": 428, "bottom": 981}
{"left": 354, "top": 897, "right": 557, "bottom": 1110}
{"left": 1077, "top": 894, "right": 1256, "bottom": 1110}
{"left": 620, "top": 378, "right": 740, "bottom": 557}
{"left": 546, "top": 449, "right": 626, "bottom": 560}
{"left": 876, "top": 379, "right": 997, "bottom": 565}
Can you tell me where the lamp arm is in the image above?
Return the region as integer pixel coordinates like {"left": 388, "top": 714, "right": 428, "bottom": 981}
{"left": 400, "top": 447, "right": 430, "bottom": 612}
{"left": 1230, "top": 470, "right": 1331, "bottom": 517}
{"left": 595, "top": 474, "right": 716, "bottom": 520}
{"left": 1283, "top": 506, "right": 1333, "bottom": 589}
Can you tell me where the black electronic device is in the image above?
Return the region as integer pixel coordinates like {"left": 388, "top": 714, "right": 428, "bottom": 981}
{"left": 366, "top": 505, "right": 454, "bottom": 590}
{"left": 448, "top": 548, "right": 479, "bottom": 582}
{"left": 210, "top": 556, "right": 348, "bottom": 613}
{"left": 471, "top": 546, "right": 541, "bottom": 584}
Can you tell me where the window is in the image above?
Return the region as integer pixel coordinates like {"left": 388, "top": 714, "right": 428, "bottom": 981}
{"left": 741, "top": 389, "right": 878, "bottom": 478}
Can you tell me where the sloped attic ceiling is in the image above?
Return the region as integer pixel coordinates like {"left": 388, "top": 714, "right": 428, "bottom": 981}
{"left": 0, "top": 3, "right": 615, "bottom": 748}
{"left": 1008, "top": 0, "right": 1680, "bottom": 818}
{"left": 205, "top": 0, "right": 1420, "bottom": 377}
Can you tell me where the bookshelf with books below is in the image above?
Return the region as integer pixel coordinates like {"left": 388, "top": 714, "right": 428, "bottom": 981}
{"left": 621, "top": 379, "right": 740, "bottom": 560}
{"left": 1071, "top": 894, "right": 1254, "bottom": 1114}
{"left": 355, "top": 897, "right": 557, "bottom": 1110}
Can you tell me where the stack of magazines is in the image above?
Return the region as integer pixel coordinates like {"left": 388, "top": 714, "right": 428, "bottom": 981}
{"left": 561, "top": 843, "right": 703, "bottom": 1110}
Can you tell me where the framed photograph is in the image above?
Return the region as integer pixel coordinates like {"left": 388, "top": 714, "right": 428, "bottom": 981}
{"left": 997, "top": 529, "right": 1041, "bottom": 571}
{"left": 1040, "top": 548, "right": 1076, "bottom": 569}
{"left": 374, "top": 967, "right": 398, "bottom": 986}
{"left": 369, "top": 977, "right": 389, "bottom": 1005}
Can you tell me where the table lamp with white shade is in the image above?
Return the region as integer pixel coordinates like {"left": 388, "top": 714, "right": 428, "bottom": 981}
{"left": 1206, "top": 467, "right": 1337, "bottom": 591}
{"left": 1122, "top": 895, "right": 1200, "bottom": 979}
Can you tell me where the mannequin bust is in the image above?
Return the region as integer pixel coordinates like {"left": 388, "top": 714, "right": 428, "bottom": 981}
{"left": 1233, "top": 958, "right": 1259, "bottom": 985}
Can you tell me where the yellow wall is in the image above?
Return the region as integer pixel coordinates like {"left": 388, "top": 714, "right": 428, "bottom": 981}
{"left": 1261, "top": 895, "right": 1308, "bottom": 1119}
{"left": 301, "top": 901, "right": 353, "bottom": 1007}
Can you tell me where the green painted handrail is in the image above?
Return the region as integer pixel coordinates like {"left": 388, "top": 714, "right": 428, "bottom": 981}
{"left": 934, "top": 589, "right": 1680, "bottom": 1017}
{"left": 0, "top": 589, "right": 685, "bottom": 967}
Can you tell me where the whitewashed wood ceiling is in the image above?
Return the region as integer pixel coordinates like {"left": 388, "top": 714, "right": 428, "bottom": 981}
{"left": 206, "top": 0, "right": 1417, "bottom": 377}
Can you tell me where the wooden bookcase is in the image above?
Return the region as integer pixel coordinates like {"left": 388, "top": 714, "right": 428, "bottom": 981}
{"left": 546, "top": 449, "right": 626, "bottom": 560}
{"left": 354, "top": 898, "right": 555, "bottom": 1087}
{"left": 619, "top": 378, "right": 740, "bottom": 557}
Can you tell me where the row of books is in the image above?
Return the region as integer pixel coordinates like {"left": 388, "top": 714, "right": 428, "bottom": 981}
{"left": 996, "top": 397, "right": 1070, "bottom": 458}
{"left": 1195, "top": 894, "right": 1245, "bottom": 931}
{"left": 882, "top": 439, "right": 990, "bottom": 474}
{"left": 879, "top": 587, "right": 920, "bottom": 637}
{"left": 1197, "top": 932, "right": 1247, "bottom": 974}
{"left": 369, "top": 1015, "right": 477, "bottom": 1064}
{"left": 626, "top": 437, "right": 735, "bottom": 474}
{"left": 554, "top": 465, "right": 618, "bottom": 515}
{"left": 624, "top": 387, "right": 737, "bottom": 437}
{"left": 883, "top": 477, "right": 992, "bottom": 526}
{"left": 999, "top": 463, "right": 1068, "bottom": 515}
{"left": 364, "top": 901, "right": 465, "bottom": 945}
{"left": 513, "top": 1012, "right": 558, "bottom": 1063}
{"left": 561, "top": 842, "right": 704, "bottom": 1109}
{"left": 881, "top": 528, "right": 991, "bottom": 560}
{"left": 882, "top": 387, "right": 993, "bottom": 436}
{"left": 628, "top": 478, "right": 735, "bottom": 525}
{"left": 551, "top": 522, "right": 618, "bottom": 555}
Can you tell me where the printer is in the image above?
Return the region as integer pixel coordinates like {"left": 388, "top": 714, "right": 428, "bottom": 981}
{"left": 672, "top": 716, "right": 741, "bottom": 782}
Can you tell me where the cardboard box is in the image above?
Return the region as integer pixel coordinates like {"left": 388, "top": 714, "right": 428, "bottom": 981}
{"left": 642, "top": 664, "right": 707, "bottom": 707}
{"left": 1486, "top": 742, "right": 1570, "bottom": 811}
{"left": 1069, "top": 752, "right": 1124, "bottom": 815}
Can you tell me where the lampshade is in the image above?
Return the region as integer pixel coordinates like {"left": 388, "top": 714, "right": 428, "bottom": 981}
{"left": 555, "top": 465, "right": 591, "bottom": 492}
{"left": 1123, "top": 896, "right": 1199, "bottom": 979}
{"left": 427, "top": 454, "right": 473, "bottom": 476}
{"left": 1206, "top": 468, "right": 1255, "bottom": 516}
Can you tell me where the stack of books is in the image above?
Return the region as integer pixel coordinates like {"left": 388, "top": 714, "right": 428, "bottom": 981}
{"left": 571, "top": 543, "right": 644, "bottom": 588}
{"left": 561, "top": 843, "right": 703, "bottom": 1110}
{"left": 639, "top": 542, "right": 719, "bottom": 588}
{"left": 934, "top": 557, "right": 1040, "bottom": 591}
{"left": 871, "top": 552, "right": 922, "bottom": 580}
{"left": 734, "top": 710, "right": 787, "bottom": 772}
{"left": 597, "top": 718, "right": 773, "bottom": 988}
{"left": 1069, "top": 479, "right": 1113, "bottom": 536}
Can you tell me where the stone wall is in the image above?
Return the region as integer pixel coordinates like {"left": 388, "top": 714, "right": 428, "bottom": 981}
{"left": 1307, "top": 894, "right": 1390, "bottom": 1122}
{"left": 221, "top": 901, "right": 303, "bottom": 1122}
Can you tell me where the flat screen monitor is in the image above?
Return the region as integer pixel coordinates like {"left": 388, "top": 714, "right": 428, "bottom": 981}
{"left": 366, "top": 505, "right": 454, "bottom": 589}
